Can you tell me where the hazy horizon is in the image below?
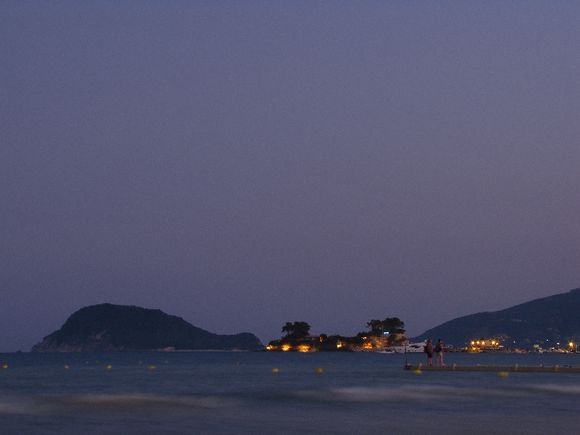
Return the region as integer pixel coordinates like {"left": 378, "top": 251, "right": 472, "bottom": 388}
{"left": 2, "top": 1, "right": 579, "bottom": 352}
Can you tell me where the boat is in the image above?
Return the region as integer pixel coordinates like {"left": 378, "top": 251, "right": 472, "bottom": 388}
{"left": 389, "top": 341, "right": 427, "bottom": 353}
{"left": 375, "top": 348, "right": 396, "bottom": 354}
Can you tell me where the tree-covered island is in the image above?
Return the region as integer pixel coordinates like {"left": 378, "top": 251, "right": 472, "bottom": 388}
{"left": 266, "top": 318, "right": 406, "bottom": 352}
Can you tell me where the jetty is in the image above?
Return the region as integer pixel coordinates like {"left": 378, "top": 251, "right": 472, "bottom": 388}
{"left": 404, "top": 363, "right": 580, "bottom": 373}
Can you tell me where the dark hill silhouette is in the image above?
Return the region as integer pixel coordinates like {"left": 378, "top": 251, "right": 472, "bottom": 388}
{"left": 414, "top": 288, "right": 580, "bottom": 348}
{"left": 32, "top": 303, "right": 262, "bottom": 352}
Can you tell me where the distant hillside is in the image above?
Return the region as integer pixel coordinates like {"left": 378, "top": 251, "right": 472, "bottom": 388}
{"left": 414, "top": 288, "right": 580, "bottom": 348}
{"left": 32, "top": 303, "right": 262, "bottom": 352}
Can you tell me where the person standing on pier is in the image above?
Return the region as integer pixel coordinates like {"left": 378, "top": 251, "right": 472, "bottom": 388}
{"left": 435, "top": 339, "right": 445, "bottom": 366}
{"left": 424, "top": 338, "right": 434, "bottom": 366}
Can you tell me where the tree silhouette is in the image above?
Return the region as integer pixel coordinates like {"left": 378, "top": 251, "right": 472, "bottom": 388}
{"left": 282, "top": 322, "right": 294, "bottom": 337}
{"left": 366, "top": 319, "right": 383, "bottom": 336}
{"left": 382, "top": 317, "right": 405, "bottom": 334}
{"left": 366, "top": 317, "right": 405, "bottom": 336}
{"left": 281, "top": 321, "right": 311, "bottom": 339}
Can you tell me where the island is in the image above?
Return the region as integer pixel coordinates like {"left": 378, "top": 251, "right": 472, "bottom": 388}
{"left": 266, "top": 318, "right": 407, "bottom": 352}
{"left": 31, "top": 303, "right": 263, "bottom": 352}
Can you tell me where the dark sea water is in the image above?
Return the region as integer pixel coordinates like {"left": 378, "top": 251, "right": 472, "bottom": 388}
{"left": 1, "top": 351, "right": 579, "bottom": 434}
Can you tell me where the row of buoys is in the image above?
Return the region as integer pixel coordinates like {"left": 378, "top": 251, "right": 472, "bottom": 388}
{"left": 2, "top": 363, "right": 330, "bottom": 375}
{"left": 408, "top": 367, "right": 510, "bottom": 378}
{"left": 271, "top": 367, "right": 325, "bottom": 374}
{"left": 105, "top": 364, "right": 155, "bottom": 370}
{"left": 0, "top": 363, "right": 161, "bottom": 370}
{"left": 49, "top": 363, "right": 162, "bottom": 370}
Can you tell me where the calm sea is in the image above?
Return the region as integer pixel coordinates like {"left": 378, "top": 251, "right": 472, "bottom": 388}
{"left": 0, "top": 351, "right": 579, "bottom": 434}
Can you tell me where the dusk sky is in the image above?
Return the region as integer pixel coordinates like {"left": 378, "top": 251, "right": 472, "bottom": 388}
{"left": 2, "top": 1, "right": 579, "bottom": 352}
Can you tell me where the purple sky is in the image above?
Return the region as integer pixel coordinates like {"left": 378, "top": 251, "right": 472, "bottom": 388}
{"left": 2, "top": 1, "right": 579, "bottom": 351}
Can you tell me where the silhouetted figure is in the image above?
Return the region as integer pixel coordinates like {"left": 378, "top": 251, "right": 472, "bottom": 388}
{"left": 435, "top": 338, "right": 445, "bottom": 366}
{"left": 424, "top": 338, "right": 433, "bottom": 366}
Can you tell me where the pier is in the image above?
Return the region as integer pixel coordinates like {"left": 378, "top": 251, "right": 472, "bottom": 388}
{"left": 404, "top": 364, "right": 580, "bottom": 373}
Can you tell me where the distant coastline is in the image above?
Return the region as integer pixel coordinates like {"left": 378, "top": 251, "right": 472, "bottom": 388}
{"left": 29, "top": 287, "right": 580, "bottom": 354}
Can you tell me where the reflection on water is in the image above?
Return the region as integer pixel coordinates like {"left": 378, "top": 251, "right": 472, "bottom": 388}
{"left": 1, "top": 352, "right": 579, "bottom": 434}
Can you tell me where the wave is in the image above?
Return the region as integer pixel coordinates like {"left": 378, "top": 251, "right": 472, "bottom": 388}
{"left": 48, "top": 393, "right": 228, "bottom": 409}
{"left": 2, "top": 381, "right": 579, "bottom": 415}
{"left": 525, "top": 384, "right": 580, "bottom": 395}
{"left": 294, "top": 384, "right": 532, "bottom": 403}
{"left": 0, "top": 402, "right": 31, "bottom": 415}
{"left": 0, "top": 393, "right": 231, "bottom": 415}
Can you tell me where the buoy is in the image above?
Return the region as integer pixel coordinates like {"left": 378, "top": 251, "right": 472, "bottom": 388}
{"left": 1, "top": 363, "right": 8, "bottom": 369}
{"left": 64, "top": 364, "right": 70, "bottom": 370}
{"left": 413, "top": 369, "right": 422, "bottom": 375}
{"left": 148, "top": 364, "right": 157, "bottom": 370}
{"left": 498, "top": 371, "right": 509, "bottom": 378}
{"left": 106, "top": 364, "right": 113, "bottom": 370}
{"left": 314, "top": 367, "right": 324, "bottom": 375}
{"left": 271, "top": 367, "right": 279, "bottom": 373}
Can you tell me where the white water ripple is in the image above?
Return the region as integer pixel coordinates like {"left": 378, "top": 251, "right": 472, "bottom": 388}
{"left": 0, "top": 393, "right": 231, "bottom": 415}
{"left": 295, "top": 384, "right": 534, "bottom": 403}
